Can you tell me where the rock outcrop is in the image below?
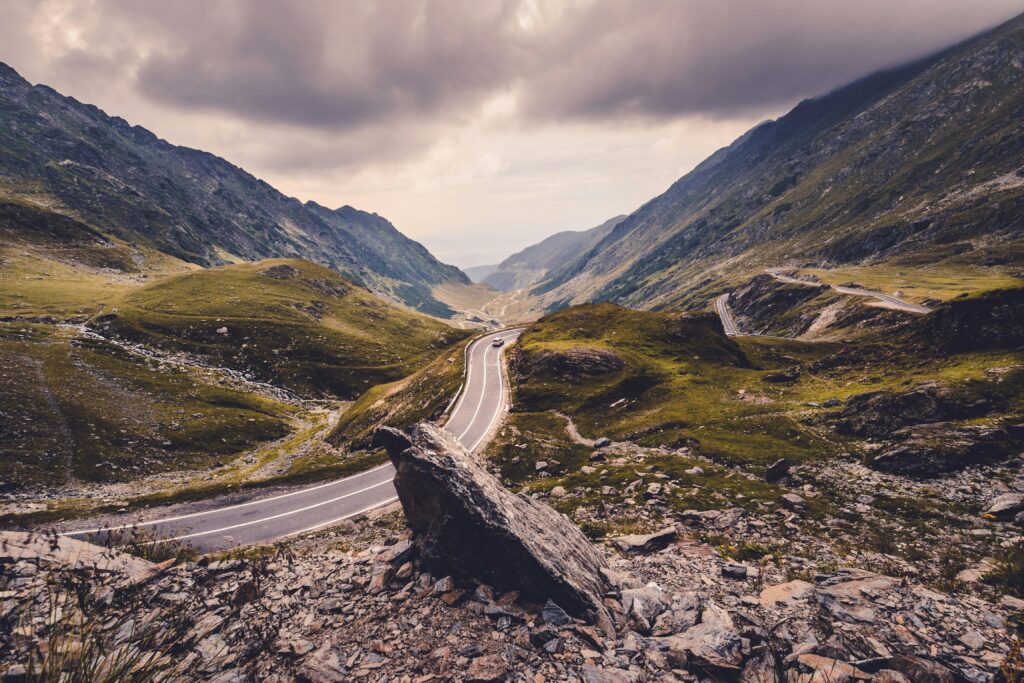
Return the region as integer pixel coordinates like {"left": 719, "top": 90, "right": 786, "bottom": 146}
{"left": 514, "top": 346, "right": 625, "bottom": 382}
{"left": 376, "top": 423, "right": 612, "bottom": 629}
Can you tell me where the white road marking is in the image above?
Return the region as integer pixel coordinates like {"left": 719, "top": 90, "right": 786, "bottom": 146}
{"left": 136, "top": 480, "right": 394, "bottom": 544}
{"left": 62, "top": 463, "right": 394, "bottom": 536}
{"left": 280, "top": 497, "right": 400, "bottom": 538}
{"left": 455, "top": 342, "right": 493, "bottom": 442}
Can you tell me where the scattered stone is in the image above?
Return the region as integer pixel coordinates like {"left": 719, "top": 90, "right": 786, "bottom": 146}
{"left": 759, "top": 580, "right": 813, "bottom": 607}
{"left": 609, "top": 526, "right": 677, "bottom": 553}
{"left": 985, "top": 492, "right": 1024, "bottom": 518}
{"left": 721, "top": 563, "right": 747, "bottom": 580}
{"left": 779, "top": 493, "right": 806, "bottom": 512}
{"left": 797, "top": 654, "right": 868, "bottom": 682}
{"left": 465, "top": 654, "right": 507, "bottom": 682}
{"left": 662, "top": 602, "right": 743, "bottom": 670}
{"left": 541, "top": 599, "right": 573, "bottom": 627}
{"left": 764, "top": 458, "right": 790, "bottom": 482}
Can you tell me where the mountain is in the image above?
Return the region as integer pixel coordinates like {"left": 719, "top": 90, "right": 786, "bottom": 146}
{"left": 463, "top": 264, "right": 498, "bottom": 283}
{"left": 534, "top": 13, "right": 1024, "bottom": 311}
{"left": 303, "top": 203, "right": 469, "bottom": 317}
{"left": 0, "top": 62, "right": 468, "bottom": 316}
{"left": 483, "top": 215, "right": 625, "bottom": 292}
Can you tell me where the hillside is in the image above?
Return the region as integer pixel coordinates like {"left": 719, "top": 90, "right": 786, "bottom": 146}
{"left": 96, "top": 259, "right": 467, "bottom": 398}
{"left": 483, "top": 216, "right": 625, "bottom": 292}
{"left": 488, "top": 297, "right": 1024, "bottom": 607}
{"left": 534, "top": 13, "right": 1024, "bottom": 311}
{"left": 0, "top": 62, "right": 467, "bottom": 315}
{"left": 0, "top": 221, "right": 468, "bottom": 490}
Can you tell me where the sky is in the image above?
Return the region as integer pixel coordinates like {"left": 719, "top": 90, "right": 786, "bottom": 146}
{"left": 2, "top": 1, "right": 1021, "bottom": 267}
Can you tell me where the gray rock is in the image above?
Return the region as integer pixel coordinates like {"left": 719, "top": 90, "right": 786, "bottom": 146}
{"left": 376, "top": 539, "right": 414, "bottom": 565}
{"left": 465, "top": 654, "right": 508, "bottom": 682}
{"left": 662, "top": 602, "right": 743, "bottom": 670}
{"left": 764, "top": 458, "right": 790, "bottom": 482}
{"left": 542, "top": 599, "right": 573, "bottom": 627}
{"left": 581, "top": 664, "right": 633, "bottom": 683}
{"left": 594, "top": 437, "right": 612, "bottom": 448}
{"left": 985, "top": 492, "right": 1024, "bottom": 518}
{"left": 620, "top": 584, "right": 667, "bottom": 634}
{"left": 298, "top": 645, "right": 347, "bottom": 683}
{"left": 721, "top": 563, "right": 747, "bottom": 580}
{"left": 651, "top": 591, "right": 700, "bottom": 636}
{"left": 609, "top": 526, "right": 677, "bottom": 553}
{"left": 779, "top": 493, "right": 806, "bottom": 512}
{"left": 377, "top": 424, "right": 611, "bottom": 631}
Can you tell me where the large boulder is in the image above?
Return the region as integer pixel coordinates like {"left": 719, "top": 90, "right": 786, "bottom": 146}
{"left": 376, "top": 423, "right": 612, "bottom": 630}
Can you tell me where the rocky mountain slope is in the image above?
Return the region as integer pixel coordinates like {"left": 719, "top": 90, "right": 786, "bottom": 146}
{"left": 0, "top": 62, "right": 467, "bottom": 316}
{"left": 483, "top": 215, "right": 625, "bottom": 292}
{"left": 534, "top": 13, "right": 1024, "bottom": 311}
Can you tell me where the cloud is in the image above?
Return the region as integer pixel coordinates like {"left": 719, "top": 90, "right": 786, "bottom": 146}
{"left": 130, "top": 0, "right": 527, "bottom": 129}
{"left": 0, "top": 0, "right": 1021, "bottom": 265}
{"left": 517, "top": 0, "right": 1024, "bottom": 121}
{"left": 4, "top": 0, "right": 1021, "bottom": 135}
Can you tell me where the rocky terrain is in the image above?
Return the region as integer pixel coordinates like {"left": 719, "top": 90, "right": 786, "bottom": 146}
{"left": 2, "top": 424, "right": 1020, "bottom": 682}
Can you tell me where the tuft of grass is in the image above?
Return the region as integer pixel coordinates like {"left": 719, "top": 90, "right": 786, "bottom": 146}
{"left": 12, "top": 570, "right": 219, "bottom": 682}
{"left": 986, "top": 543, "right": 1024, "bottom": 598}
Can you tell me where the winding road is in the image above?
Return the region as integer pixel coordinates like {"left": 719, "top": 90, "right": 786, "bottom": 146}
{"left": 714, "top": 293, "right": 740, "bottom": 336}
{"left": 766, "top": 269, "right": 931, "bottom": 314}
{"left": 63, "top": 328, "right": 522, "bottom": 552}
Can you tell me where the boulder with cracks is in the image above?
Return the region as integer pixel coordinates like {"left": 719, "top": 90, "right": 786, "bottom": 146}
{"left": 376, "top": 423, "right": 613, "bottom": 632}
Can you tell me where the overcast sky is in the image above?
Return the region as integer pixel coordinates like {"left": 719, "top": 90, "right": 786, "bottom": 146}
{"left": 2, "top": 1, "right": 1021, "bottom": 267}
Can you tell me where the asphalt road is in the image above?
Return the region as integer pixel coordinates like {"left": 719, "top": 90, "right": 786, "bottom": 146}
{"left": 766, "top": 269, "right": 931, "bottom": 314}
{"left": 714, "top": 293, "right": 740, "bottom": 336}
{"left": 62, "top": 328, "right": 522, "bottom": 552}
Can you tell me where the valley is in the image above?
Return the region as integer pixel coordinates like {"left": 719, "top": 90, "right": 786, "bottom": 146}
{"left": 3, "top": 8, "right": 1024, "bottom": 682}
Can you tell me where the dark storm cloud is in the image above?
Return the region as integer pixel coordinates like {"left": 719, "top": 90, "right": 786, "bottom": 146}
{"left": 107, "top": 0, "right": 1023, "bottom": 128}
{"left": 517, "top": 0, "right": 1024, "bottom": 121}
{"left": 128, "top": 0, "right": 527, "bottom": 128}
{"left": 3, "top": 0, "right": 1022, "bottom": 132}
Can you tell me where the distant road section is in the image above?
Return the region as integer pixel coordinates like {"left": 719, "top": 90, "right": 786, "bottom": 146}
{"left": 766, "top": 269, "right": 931, "bottom": 314}
{"left": 714, "top": 293, "right": 740, "bottom": 336}
{"left": 62, "top": 329, "right": 522, "bottom": 551}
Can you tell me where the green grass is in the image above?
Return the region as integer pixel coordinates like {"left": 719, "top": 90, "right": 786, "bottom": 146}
{"left": 0, "top": 323, "right": 293, "bottom": 487}
{"left": 328, "top": 335, "right": 474, "bottom": 450}
{"left": 100, "top": 259, "right": 469, "bottom": 398}
{"left": 800, "top": 265, "right": 1024, "bottom": 304}
{"left": 509, "top": 303, "right": 845, "bottom": 469}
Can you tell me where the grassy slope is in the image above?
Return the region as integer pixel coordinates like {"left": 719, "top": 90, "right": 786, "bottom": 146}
{"left": 1, "top": 206, "right": 469, "bottom": 490}
{"left": 497, "top": 301, "right": 1024, "bottom": 474}
{"left": 506, "top": 304, "right": 842, "bottom": 469}
{"left": 328, "top": 336, "right": 473, "bottom": 451}
{"left": 99, "top": 259, "right": 469, "bottom": 399}
{"left": 488, "top": 301, "right": 1024, "bottom": 581}
{"left": 0, "top": 323, "right": 293, "bottom": 487}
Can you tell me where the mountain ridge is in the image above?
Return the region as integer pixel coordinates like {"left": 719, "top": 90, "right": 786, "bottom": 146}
{"left": 0, "top": 61, "right": 467, "bottom": 316}
{"left": 483, "top": 215, "right": 626, "bottom": 292}
{"left": 532, "top": 12, "right": 1024, "bottom": 310}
